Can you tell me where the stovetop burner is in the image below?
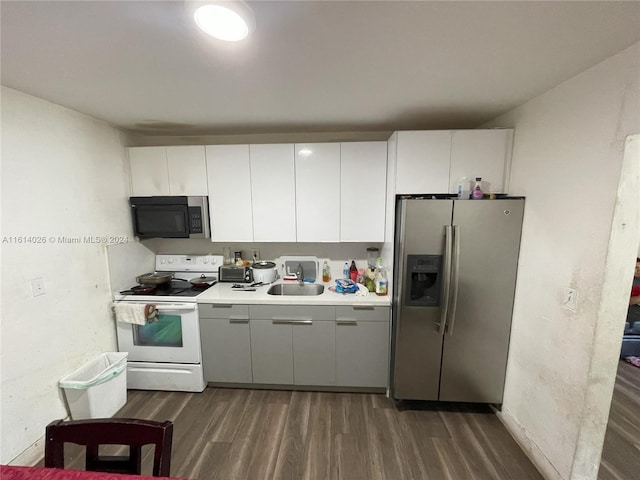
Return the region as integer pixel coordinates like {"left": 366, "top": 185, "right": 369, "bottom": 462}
{"left": 116, "top": 254, "right": 223, "bottom": 301}
{"left": 119, "top": 279, "right": 214, "bottom": 297}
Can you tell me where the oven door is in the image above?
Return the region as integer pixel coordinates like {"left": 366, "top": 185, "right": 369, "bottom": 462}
{"left": 116, "top": 302, "right": 201, "bottom": 364}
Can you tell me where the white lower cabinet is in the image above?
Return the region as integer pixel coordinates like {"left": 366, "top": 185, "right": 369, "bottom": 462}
{"left": 336, "top": 306, "right": 390, "bottom": 388}
{"left": 249, "top": 305, "right": 335, "bottom": 386}
{"left": 199, "top": 304, "right": 252, "bottom": 384}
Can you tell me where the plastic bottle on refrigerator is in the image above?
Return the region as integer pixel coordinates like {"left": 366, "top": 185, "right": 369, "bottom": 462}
{"left": 374, "top": 257, "right": 388, "bottom": 296}
{"left": 472, "top": 177, "right": 484, "bottom": 199}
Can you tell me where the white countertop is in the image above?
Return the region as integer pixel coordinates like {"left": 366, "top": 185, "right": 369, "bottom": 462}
{"left": 196, "top": 280, "right": 391, "bottom": 307}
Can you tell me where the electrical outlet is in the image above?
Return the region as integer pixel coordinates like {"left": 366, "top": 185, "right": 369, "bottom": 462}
{"left": 562, "top": 287, "right": 577, "bottom": 312}
{"left": 30, "top": 277, "right": 46, "bottom": 297}
{"left": 251, "top": 248, "right": 260, "bottom": 261}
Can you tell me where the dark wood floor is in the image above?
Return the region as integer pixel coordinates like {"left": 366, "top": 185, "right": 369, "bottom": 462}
{"left": 48, "top": 387, "right": 543, "bottom": 480}
{"left": 599, "top": 360, "right": 640, "bottom": 480}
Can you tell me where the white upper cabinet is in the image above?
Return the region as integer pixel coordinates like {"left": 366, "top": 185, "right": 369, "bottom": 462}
{"left": 129, "top": 146, "right": 208, "bottom": 196}
{"left": 393, "top": 129, "right": 513, "bottom": 195}
{"left": 449, "top": 129, "right": 513, "bottom": 194}
{"left": 166, "top": 146, "right": 208, "bottom": 195}
{"left": 250, "top": 144, "right": 297, "bottom": 242}
{"left": 205, "top": 145, "right": 253, "bottom": 242}
{"left": 394, "top": 131, "right": 452, "bottom": 194}
{"left": 340, "top": 142, "right": 387, "bottom": 242}
{"left": 295, "top": 143, "right": 341, "bottom": 242}
{"left": 128, "top": 147, "right": 170, "bottom": 196}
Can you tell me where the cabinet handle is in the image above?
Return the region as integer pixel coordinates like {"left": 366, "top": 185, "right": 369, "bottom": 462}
{"left": 337, "top": 320, "right": 358, "bottom": 325}
{"left": 229, "top": 318, "right": 249, "bottom": 323}
{"left": 271, "top": 317, "right": 312, "bottom": 322}
{"left": 271, "top": 319, "right": 313, "bottom": 325}
{"left": 210, "top": 304, "right": 232, "bottom": 309}
{"left": 353, "top": 306, "right": 375, "bottom": 311}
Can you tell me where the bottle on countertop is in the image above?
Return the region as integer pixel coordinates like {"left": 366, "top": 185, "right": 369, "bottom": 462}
{"left": 472, "top": 177, "right": 483, "bottom": 200}
{"left": 374, "top": 257, "right": 388, "bottom": 296}
{"left": 343, "top": 262, "right": 350, "bottom": 279}
{"left": 349, "top": 260, "right": 358, "bottom": 283}
{"left": 322, "top": 261, "right": 331, "bottom": 282}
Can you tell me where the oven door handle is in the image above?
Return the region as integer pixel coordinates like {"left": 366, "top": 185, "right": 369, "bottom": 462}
{"left": 154, "top": 304, "right": 198, "bottom": 312}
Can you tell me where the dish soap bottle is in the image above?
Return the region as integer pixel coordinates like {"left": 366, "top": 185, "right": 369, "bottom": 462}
{"left": 343, "top": 262, "right": 350, "bottom": 279}
{"left": 472, "top": 177, "right": 483, "bottom": 200}
{"left": 322, "top": 261, "right": 331, "bottom": 282}
{"left": 349, "top": 260, "right": 358, "bottom": 282}
{"left": 374, "top": 257, "right": 388, "bottom": 296}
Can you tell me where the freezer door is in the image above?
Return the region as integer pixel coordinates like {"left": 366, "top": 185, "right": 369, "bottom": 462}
{"left": 392, "top": 198, "right": 453, "bottom": 400}
{"left": 439, "top": 199, "right": 524, "bottom": 403}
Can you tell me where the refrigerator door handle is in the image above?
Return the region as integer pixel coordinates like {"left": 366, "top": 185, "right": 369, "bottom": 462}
{"left": 447, "top": 224, "right": 461, "bottom": 336}
{"left": 438, "top": 225, "right": 453, "bottom": 335}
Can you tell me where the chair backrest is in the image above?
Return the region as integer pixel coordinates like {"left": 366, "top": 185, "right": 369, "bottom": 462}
{"left": 44, "top": 418, "right": 173, "bottom": 477}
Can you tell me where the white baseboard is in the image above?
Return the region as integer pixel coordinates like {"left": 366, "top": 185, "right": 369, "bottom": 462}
{"left": 496, "top": 408, "right": 564, "bottom": 480}
{"left": 9, "top": 434, "right": 44, "bottom": 466}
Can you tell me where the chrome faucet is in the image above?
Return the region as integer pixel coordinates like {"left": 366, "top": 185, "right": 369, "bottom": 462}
{"left": 295, "top": 263, "right": 304, "bottom": 284}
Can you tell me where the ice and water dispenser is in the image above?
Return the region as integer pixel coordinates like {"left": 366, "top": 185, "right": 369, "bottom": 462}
{"left": 404, "top": 254, "right": 442, "bottom": 307}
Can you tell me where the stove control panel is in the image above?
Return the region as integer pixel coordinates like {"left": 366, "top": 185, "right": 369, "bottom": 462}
{"left": 156, "top": 254, "right": 224, "bottom": 272}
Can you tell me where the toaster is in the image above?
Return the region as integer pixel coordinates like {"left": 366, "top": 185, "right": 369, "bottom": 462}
{"left": 218, "top": 265, "right": 253, "bottom": 283}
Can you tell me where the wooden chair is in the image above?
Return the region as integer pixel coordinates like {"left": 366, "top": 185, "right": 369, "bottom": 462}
{"left": 44, "top": 418, "right": 173, "bottom": 477}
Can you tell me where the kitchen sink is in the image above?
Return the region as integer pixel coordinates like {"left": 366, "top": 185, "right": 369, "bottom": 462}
{"left": 267, "top": 283, "right": 325, "bottom": 296}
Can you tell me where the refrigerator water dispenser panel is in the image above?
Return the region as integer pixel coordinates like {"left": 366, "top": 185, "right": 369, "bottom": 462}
{"left": 405, "top": 255, "right": 442, "bottom": 307}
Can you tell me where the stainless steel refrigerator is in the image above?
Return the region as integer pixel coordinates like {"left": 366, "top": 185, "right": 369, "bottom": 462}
{"left": 391, "top": 197, "right": 524, "bottom": 404}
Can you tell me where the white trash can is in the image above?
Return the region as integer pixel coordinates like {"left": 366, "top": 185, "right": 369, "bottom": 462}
{"left": 59, "top": 352, "right": 128, "bottom": 420}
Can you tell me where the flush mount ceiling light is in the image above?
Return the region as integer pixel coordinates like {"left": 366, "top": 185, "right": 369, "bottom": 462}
{"left": 189, "top": 1, "right": 255, "bottom": 41}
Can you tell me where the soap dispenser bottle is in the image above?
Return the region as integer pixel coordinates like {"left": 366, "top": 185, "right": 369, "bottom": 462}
{"left": 322, "top": 261, "right": 331, "bottom": 282}
{"left": 472, "top": 177, "right": 484, "bottom": 199}
{"left": 374, "top": 258, "right": 388, "bottom": 296}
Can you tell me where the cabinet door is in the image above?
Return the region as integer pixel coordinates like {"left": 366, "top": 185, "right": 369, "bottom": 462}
{"left": 200, "top": 317, "right": 252, "bottom": 383}
{"left": 449, "top": 129, "right": 513, "bottom": 194}
{"left": 340, "top": 142, "right": 387, "bottom": 242}
{"left": 128, "top": 147, "right": 170, "bottom": 196}
{"left": 166, "top": 146, "right": 208, "bottom": 195}
{"left": 250, "top": 144, "right": 296, "bottom": 242}
{"left": 292, "top": 321, "right": 335, "bottom": 386}
{"left": 250, "top": 319, "right": 294, "bottom": 385}
{"left": 295, "top": 143, "right": 340, "bottom": 242}
{"left": 395, "top": 131, "right": 451, "bottom": 194}
{"left": 205, "top": 145, "right": 253, "bottom": 242}
{"left": 336, "top": 307, "right": 390, "bottom": 388}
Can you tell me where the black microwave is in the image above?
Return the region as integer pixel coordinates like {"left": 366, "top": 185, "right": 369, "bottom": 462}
{"left": 130, "top": 196, "right": 210, "bottom": 239}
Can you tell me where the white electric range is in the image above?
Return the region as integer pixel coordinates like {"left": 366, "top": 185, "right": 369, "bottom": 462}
{"left": 114, "top": 254, "right": 223, "bottom": 392}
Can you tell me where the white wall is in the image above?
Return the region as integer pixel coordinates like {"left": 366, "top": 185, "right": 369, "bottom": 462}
{"left": 485, "top": 43, "right": 640, "bottom": 479}
{"left": 0, "top": 87, "right": 132, "bottom": 464}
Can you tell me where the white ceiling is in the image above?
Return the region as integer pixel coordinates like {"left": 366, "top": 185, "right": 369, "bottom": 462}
{"left": 2, "top": 1, "right": 639, "bottom": 137}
